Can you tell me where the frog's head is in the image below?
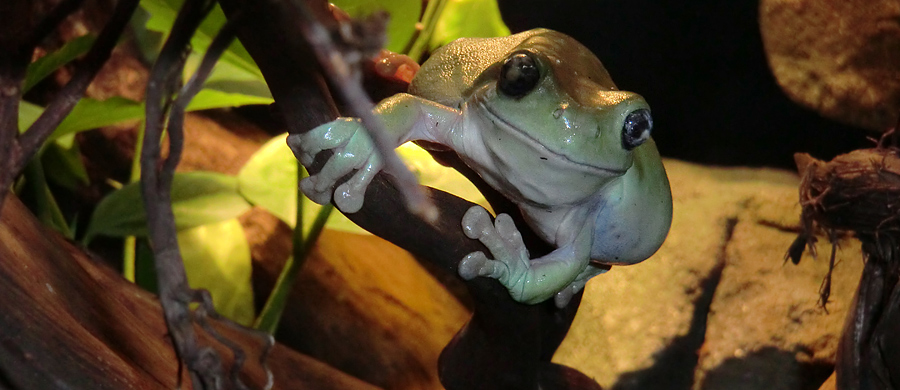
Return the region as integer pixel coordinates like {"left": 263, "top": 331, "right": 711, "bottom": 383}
{"left": 467, "top": 30, "right": 653, "bottom": 206}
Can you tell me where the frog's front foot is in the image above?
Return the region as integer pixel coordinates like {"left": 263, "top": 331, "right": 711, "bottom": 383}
{"left": 286, "top": 118, "right": 382, "bottom": 213}
{"left": 458, "top": 206, "right": 533, "bottom": 302}
{"left": 553, "top": 265, "right": 607, "bottom": 308}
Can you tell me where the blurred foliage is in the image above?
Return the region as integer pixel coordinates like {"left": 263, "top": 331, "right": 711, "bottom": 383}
{"left": 428, "top": 0, "right": 509, "bottom": 50}
{"left": 84, "top": 171, "right": 252, "bottom": 243}
{"left": 331, "top": 0, "right": 421, "bottom": 53}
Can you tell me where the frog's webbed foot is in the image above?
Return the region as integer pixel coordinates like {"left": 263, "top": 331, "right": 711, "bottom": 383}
{"left": 286, "top": 118, "right": 382, "bottom": 213}
{"left": 458, "top": 206, "right": 532, "bottom": 302}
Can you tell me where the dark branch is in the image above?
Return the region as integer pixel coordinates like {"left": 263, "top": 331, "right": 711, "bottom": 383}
{"left": 0, "top": 79, "right": 23, "bottom": 212}
{"left": 142, "top": 2, "right": 271, "bottom": 389}
{"left": 163, "top": 14, "right": 239, "bottom": 176}
{"left": 216, "top": 1, "right": 595, "bottom": 388}
{"left": 142, "top": 0, "right": 216, "bottom": 388}
{"left": 287, "top": 0, "right": 437, "bottom": 221}
{"left": 0, "top": 0, "right": 130, "bottom": 221}
{"left": 17, "top": 0, "right": 139, "bottom": 174}
{"left": 24, "top": 0, "right": 87, "bottom": 50}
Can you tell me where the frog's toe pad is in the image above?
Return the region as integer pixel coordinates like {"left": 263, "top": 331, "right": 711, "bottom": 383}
{"left": 461, "top": 206, "right": 493, "bottom": 240}
{"left": 334, "top": 182, "right": 364, "bottom": 213}
{"left": 300, "top": 177, "right": 332, "bottom": 205}
{"left": 554, "top": 285, "right": 577, "bottom": 308}
{"left": 459, "top": 251, "right": 498, "bottom": 280}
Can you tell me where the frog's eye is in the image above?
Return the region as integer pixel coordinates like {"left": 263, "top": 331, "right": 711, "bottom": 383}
{"left": 622, "top": 109, "right": 653, "bottom": 150}
{"left": 498, "top": 50, "right": 540, "bottom": 98}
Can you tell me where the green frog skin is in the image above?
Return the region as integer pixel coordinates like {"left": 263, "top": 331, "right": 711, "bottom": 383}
{"left": 287, "top": 29, "right": 673, "bottom": 308}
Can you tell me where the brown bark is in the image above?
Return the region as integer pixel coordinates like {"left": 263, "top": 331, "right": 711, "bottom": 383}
{"left": 796, "top": 147, "right": 900, "bottom": 390}
{"left": 0, "top": 194, "right": 381, "bottom": 390}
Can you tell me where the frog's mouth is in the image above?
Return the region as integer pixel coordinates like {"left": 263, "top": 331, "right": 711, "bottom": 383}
{"left": 477, "top": 101, "right": 627, "bottom": 177}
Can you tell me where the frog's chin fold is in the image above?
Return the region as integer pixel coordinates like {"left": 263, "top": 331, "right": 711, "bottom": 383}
{"left": 477, "top": 101, "right": 628, "bottom": 178}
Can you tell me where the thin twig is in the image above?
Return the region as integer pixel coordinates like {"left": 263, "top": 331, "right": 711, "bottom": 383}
{"left": 142, "top": 0, "right": 217, "bottom": 389}
{"left": 405, "top": 0, "right": 448, "bottom": 61}
{"left": 16, "top": 0, "right": 139, "bottom": 173}
{"left": 288, "top": 0, "right": 438, "bottom": 223}
{"left": 144, "top": 3, "right": 272, "bottom": 389}
{"left": 166, "top": 15, "right": 275, "bottom": 388}
{"left": 0, "top": 77, "right": 24, "bottom": 213}
{"left": 1, "top": 0, "right": 134, "bottom": 216}
{"left": 25, "top": 0, "right": 87, "bottom": 50}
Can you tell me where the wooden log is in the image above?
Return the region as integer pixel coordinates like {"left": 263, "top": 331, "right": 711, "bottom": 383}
{"left": 796, "top": 148, "right": 900, "bottom": 390}
{"left": 0, "top": 194, "right": 382, "bottom": 390}
{"left": 256, "top": 225, "right": 472, "bottom": 390}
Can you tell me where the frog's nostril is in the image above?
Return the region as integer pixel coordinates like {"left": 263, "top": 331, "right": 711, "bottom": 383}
{"left": 622, "top": 109, "right": 652, "bottom": 151}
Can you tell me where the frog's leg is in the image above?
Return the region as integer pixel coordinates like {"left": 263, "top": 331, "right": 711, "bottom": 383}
{"left": 286, "top": 94, "right": 460, "bottom": 213}
{"left": 458, "top": 206, "right": 593, "bottom": 308}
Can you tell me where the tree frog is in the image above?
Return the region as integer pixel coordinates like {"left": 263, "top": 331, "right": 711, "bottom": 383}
{"left": 287, "top": 29, "right": 673, "bottom": 308}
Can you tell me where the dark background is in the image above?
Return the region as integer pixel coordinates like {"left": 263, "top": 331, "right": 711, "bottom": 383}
{"left": 498, "top": 0, "right": 872, "bottom": 169}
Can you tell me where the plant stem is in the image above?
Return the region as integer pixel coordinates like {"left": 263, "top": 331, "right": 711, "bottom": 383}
{"left": 254, "top": 189, "right": 333, "bottom": 334}
{"left": 405, "top": 0, "right": 449, "bottom": 61}
{"left": 123, "top": 122, "right": 145, "bottom": 281}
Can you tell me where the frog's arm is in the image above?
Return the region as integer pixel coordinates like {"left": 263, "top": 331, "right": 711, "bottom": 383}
{"left": 286, "top": 93, "right": 460, "bottom": 212}
{"left": 457, "top": 138, "right": 671, "bottom": 308}
{"left": 458, "top": 207, "right": 594, "bottom": 307}
{"left": 589, "top": 138, "right": 672, "bottom": 264}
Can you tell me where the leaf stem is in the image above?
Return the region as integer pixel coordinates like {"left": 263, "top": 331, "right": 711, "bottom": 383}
{"left": 254, "top": 184, "right": 333, "bottom": 335}
{"left": 405, "top": 0, "right": 449, "bottom": 61}
{"left": 123, "top": 121, "right": 145, "bottom": 281}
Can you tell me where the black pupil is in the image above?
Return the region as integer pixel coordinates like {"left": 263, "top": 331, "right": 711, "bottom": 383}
{"left": 622, "top": 109, "right": 653, "bottom": 150}
{"left": 499, "top": 52, "right": 540, "bottom": 98}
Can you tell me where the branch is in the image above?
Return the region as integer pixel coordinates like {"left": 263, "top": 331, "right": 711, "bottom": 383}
{"left": 142, "top": 2, "right": 272, "bottom": 389}
{"left": 216, "top": 1, "right": 598, "bottom": 388}
{"left": 287, "top": 0, "right": 437, "bottom": 222}
{"left": 24, "top": 0, "right": 87, "bottom": 49}
{"left": 0, "top": 194, "right": 379, "bottom": 390}
{"left": 0, "top": 0, "right": 134, "bottom": 221}
{"left": 17, "top": 0, "right": 139, "bottom": 171}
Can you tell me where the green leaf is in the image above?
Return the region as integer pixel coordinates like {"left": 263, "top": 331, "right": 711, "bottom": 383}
{"left": 41, "top": 135, "right": 90, "bottom": 190}
{"left": 141, "top": 0, "right": 263, "bottom": 78}
{"left": 186, "top": 88, "right": 273, "bottom": 112}
{"left": 238, "top": 134, "right": 491, "bottom": 234}
{"left": 25, "top": 91, "right": 269, "bottom": 143}
{"left": 200, "top": 57, "right": 272, "bottom": 99}
{"left": 429, "top": 0, "right": 509, "bottom": 50}
{"left": 237, "top": 134, "right": 368, "bottom": 234}
{"left": 332, "top": 0, "right": 421, "bottom": 53}
{"left": 18, "top": 159, "right": 73, "bottom": 239}
{"left": 18, "top": 101, "right": 43, "bottom": 133}
{"left": 84, "top": 171, "right": 251, "bottom": 243}
{"left": 133, "top": 238, "right": 159, "bottom": 293}
{"left": 395, "top": 142, "right": 490, "bottom": 211}
{"left": 180, "top": 218, "right": 255, "bottom": 326}
{"left": 51, "top": 97, "right": 144, "bottom": 141}
{"left": 237, "top": 134, "right": 298, "bottom": 226}
{"left": 24, "top": 35, "right": 96, "bottom": 94}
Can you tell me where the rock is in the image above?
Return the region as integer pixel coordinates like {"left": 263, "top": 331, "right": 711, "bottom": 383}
{"left": 760, "top": 0, "right": 900, "bottom": 131}
{"left": 696, "top": 204, "right": 861, "bottom": 390}
{"left": 553, "top": 159, "right": 863, "bottom": 389}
